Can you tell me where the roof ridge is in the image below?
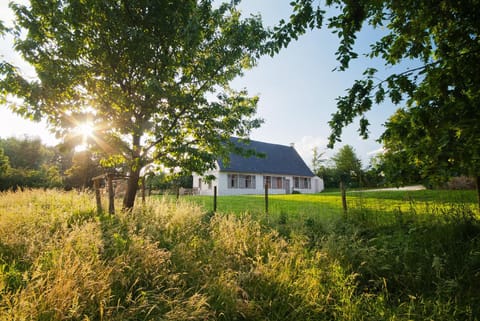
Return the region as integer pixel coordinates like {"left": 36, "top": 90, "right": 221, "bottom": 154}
{"left": 221, "top": 138, "right": 314, "bottom": 177}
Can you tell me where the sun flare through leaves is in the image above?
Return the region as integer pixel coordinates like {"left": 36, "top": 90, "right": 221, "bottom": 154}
{"left": 74, "top": 121, "right": 95, "bottom": 152}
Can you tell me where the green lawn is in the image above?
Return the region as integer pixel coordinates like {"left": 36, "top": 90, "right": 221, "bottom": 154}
{"left": 181, "top": 189, "right": 478, "bottom": 218}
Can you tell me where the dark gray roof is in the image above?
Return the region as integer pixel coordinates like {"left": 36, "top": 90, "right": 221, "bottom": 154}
{"left": 218, "top": 138, "right": 315, "bottom": 177}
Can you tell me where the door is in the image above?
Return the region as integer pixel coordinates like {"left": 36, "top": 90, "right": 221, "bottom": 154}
{"left": 285, "top": 179, "right": 290, "bottom": 194}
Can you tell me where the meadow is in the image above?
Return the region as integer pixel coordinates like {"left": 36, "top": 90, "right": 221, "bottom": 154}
{"left": 0, "top": 189, "right": 479, "bottom": 320}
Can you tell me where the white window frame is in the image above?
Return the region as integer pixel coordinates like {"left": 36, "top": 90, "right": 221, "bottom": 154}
{"left": 293, "top": 176, "right": 311, "bottom": 189}
{"left": 228, "top": 174, "right": 256, "bottom": 189}
{"left": 263, "top": 175, "right": 284, "bottom": 189}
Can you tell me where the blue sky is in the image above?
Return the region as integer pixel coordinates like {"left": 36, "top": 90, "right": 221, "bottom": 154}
{"left": 0, "top": 0, "right": 403, "bottom": 167}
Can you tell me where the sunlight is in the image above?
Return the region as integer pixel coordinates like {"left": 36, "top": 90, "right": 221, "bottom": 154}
{"left": 74, "top": 143, "right": 88, "bottom": 152}
{"left": 75, "top": 122, "right": 94, "bottom": 139}
{"left": 73, "top": 121, "right": 95, "bottom": 152}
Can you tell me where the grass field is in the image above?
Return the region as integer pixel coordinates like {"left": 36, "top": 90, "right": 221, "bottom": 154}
{"left": 182, "top": 189, "right": 478, "bottom": 219}
{"left": 1, "top": 189, "right": 479, "bottom": 320}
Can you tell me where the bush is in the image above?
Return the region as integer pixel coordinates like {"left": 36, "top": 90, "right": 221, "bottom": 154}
{"left": 445, "top": 176, "right": 477, "bottom": 190}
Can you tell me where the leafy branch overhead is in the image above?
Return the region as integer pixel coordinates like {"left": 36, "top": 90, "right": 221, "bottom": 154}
{"left": 0, "top": 0, "right": 269, "bottom": 209}
{"left": 272, "top": 0, "right": 480, "bottom": 190}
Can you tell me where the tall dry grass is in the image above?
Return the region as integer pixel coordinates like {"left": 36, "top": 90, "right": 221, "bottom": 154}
{"left": 1, "top": 190, "right": 479, "bottom": 320}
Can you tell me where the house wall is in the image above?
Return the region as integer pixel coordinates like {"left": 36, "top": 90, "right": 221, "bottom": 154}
{"left": 192, "top": 168, "right": 219, "bottom": 196}
{"left": 193, "top": 171, "right": 324, "bottom": 196}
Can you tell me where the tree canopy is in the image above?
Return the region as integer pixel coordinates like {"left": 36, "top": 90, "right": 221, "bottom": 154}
{"left": 1, "top": 0, "right": 268, "bottom": 208}
{"left": 331, "top": 144, "right": 361, "bottom": 214}
{"left": 331, "top": 145, "right": 361, "bottom": 184}
{"left": 0, "top": 136, "right": 65, "bottom": 190}
{"left": 273, "top": 0, "right": 480, "bottom": 198}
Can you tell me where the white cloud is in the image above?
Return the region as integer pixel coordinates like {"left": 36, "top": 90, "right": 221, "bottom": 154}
{"left": 367, "top": 147, "right": 385, "bottom": 156}
{"left": 294, "top": 135, "right": 330, "bottom": 167}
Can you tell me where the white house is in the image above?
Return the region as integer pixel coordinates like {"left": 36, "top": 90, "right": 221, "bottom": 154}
{"left": 193, "top": 138, "right": 324, "bottom": 196}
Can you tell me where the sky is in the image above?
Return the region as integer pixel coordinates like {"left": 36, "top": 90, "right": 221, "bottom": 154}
{"left": 0, "top": 0, "right": 402, "bottom": 167}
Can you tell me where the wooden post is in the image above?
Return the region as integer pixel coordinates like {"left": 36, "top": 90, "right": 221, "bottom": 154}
{"left": 340, "top": 180, "right": 347, "bottom": 215}
{"left": 265, "top": 183, "right": 269, "bottom": 214}
{"left": 213, "top": 186, "right": 217, "bottom": 212}
{"left": 107, "top": 174, "right": 115, "bottom": 215}
{"left": 93, "top": 178, "right": 103, "bottom": 214}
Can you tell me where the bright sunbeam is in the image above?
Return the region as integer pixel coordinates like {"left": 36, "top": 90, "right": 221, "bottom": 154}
{"left": 76, "top": 122, "right": 94, "bottom": 139}
{"left": 74, "top": 121, "right": 95, "bottom": 152}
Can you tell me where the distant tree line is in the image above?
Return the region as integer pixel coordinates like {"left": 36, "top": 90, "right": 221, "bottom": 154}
{"left": 0, "top": 136, "right": 65, "bottom": 191}
{"left": 314, "top": 145, "right": 476, "bottom": 191}
{"left": 312, "top": 145, "right": 385, "bottom": 190}
{"left": 0, "top": 136, "right": 191, "bottom": 192}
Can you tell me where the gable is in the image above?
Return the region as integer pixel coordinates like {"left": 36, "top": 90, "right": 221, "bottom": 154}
{"left": 218, "top": 138, "right": 314, "bottom": 177}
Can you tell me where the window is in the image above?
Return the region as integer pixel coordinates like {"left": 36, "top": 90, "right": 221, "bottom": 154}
{"left": 275, "top": 177, "right": 283, "bottom": 189}
{"left": 263, "top": 176, "right": 271, "bottom": 188}
{"left": 263, "top": 176, "right": 284, "bottom": 189}
{"left": 229, "top": 174, "right": 238, "bottom": 188}
{"left": 245, "top": 175, "right": 255, "bottom": 188}
{"left": 293, "top": 176, "right": 311, "bottom": 189}
{"left": 304, "top": 177, "right": 310, "bottom": 189}
{"left": 228, "top": 174, "right": 256, "bottom": 189}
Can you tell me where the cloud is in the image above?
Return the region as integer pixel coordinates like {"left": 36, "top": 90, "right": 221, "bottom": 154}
{"left": 294, "top": 136, "right": 330, "bottom": 166}
{"left": 367, "top": 147, "right": 385, "bottom": 156}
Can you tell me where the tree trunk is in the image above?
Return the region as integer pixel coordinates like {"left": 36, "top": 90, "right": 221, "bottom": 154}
{"left": 107, "top": 173, "right": 115, "bottom": 214}
{"left": 123, "top": 134, "right": 142, "bottom": 210}
{"left": 123, "top": 167, "right": 140, "bottom": 210}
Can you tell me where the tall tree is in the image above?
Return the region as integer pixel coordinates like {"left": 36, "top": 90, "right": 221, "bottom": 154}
{"left": 332, "top": 145, "right": 362, "bottom": 214}
{"left": 381, "top": 107, "right": 480, "bottom": 205}
{"left": 1, "top": 0, "right": 267, "bottom": 209}
{"left": 371, "top": 149, "right": 422, "bottom": 188}
{"left": 332, "top": 145, "right": 362, "bottom": 183}
{"left": 271, "top": 1, "right": 480, "bottom": 205}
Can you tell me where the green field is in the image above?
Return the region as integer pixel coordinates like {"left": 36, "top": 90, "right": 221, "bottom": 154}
{"left": 182, "top": 189, "right": 478, "bottom": 218}
{"left": 1, "top": 189, "right": 479, "bottom": 320}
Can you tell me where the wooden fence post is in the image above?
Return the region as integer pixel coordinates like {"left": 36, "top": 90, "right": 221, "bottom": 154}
{"left": 340, "top": 180, "right": 347, "bottom": 215}
{"left": 213, "top": 186, "right": 217, "bottom": 212}
{"left": 107, "top": 173, "right": 115, "bottom": 215}
{"left": 265, "top": 183, "right": 269, "bottom": 214}
{"left": 93, "top": 178, "right": 103, "bottom": 214}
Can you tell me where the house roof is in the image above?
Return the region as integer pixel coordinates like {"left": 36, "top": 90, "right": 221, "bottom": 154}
{"left": 218, "top": 138, "right": 315, "bottom": 177}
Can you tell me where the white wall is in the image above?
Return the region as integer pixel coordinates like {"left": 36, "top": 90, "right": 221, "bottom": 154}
{"left": 312, "top": 176, "right": 324, "bottom": 193}
{"left": 192, "top": 168, "right": 219, "bottom": 196}
{"left": 193, "top": 171, "right": 325, "bottom": 196}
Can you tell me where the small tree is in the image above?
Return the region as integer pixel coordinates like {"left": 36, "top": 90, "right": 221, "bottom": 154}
{"left": 332, "top": 145, "right": 362, "bottom": 214}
